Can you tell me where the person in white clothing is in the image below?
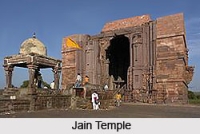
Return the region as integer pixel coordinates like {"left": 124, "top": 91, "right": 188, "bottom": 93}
{"left": 91, "top": 91, "right": 100, "bottom": 110}
{"left": 75, "top": 73, "right": 82, "bottom": 88}
{"left": 103, "top": 84, "right": 108, "bottom": 91}
{"left": 50, "top": 81, "right": 55, "bottom": 89}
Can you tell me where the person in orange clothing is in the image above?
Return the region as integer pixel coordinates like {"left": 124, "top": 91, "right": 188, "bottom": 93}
{"left": 115, "top": 92, "right": 122, "bottom": 106}
{"left": 84, "top": 75, "right": 89, "bottom": 85}
{"left": 83, "top": 75, "right": 89, "bottom": 99}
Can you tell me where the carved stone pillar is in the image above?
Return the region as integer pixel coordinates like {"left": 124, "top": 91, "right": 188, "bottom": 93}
{"left": 129, "top": 34, "right": 133, "bottom": 67}
{"left": 105, "top": 59, "right": 110, "bottom": 84}
{"left": 27, "top": 64, "right": 38, "bottom": 94}
{"left": 4, "top": 65, "right": 14, "bottom": 88}
{"left": 53, "top": 65, "right": 61, "bottom": 89}
{"left": 27, "top": 64, "right": 38, "bottom": 111}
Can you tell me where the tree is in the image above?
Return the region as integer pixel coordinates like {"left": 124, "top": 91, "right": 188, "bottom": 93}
{"left": 42, "top": 81, "right": 50, "bottom": 89}
{"left": 20, "top": 80, "right": 29, "bottom": 88}
{"left": 196, "top": 95, "right": 200, "bottom": 99}
{"left": 20, "top": 80, "right": 50, "bottom": 89}
{"left": 188, "top": 90, "right": 197, "bottom": 99}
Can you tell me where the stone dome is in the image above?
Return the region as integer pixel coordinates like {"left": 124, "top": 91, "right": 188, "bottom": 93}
{"left": 19, "top": 34, "right": 47, "bottom": 56}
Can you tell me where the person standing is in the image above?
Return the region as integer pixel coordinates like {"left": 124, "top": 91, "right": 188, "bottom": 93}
{"left": 83, "top": 75, "right": 89, "bottom": 85}
{"left": 83, "top": 75, "right": 89, "bottom": 99}
{"left": 103, "top": 84, "right": 108, "bottom": 91}
{"left": 115, "top": 92, "right": 122, "bottom": 106}
{"left": 91, "top": 91, "right": 100, "bottom": 110}
{"left": 75, "top": 73, "right": 82, "bottom": 88}
{"left": 50, "top": 81, "right": 55, "bottom": 89}
{"left": 37, "top": 73, "right": 42, "bottom": 88}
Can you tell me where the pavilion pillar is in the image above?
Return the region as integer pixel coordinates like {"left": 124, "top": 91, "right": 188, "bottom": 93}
{"left": 27, "top": 64, "right": 38, "bottom": 111}
{"left": 27, "top": 64, "right": 38, "bottom": 94}
{"left": 52, "top": 65, "right": 61, "bottom": 90}
{"left": 4, "top": 65, "right": 14, "bottom": 88}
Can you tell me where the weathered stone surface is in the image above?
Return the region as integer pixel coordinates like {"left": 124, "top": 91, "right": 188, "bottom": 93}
{"left": 20, "top": 35, "right": 47, "bottom": 56}
{"left": 156, "top": 13, "right": 194, "bottom": 103}
{"left": 1, "top": 34, "right": 64, "bottom": 113}
{"left": 62, "top": 13, "right": 194, "bottom": 104}
{"left": 1, "top": 13, "right": 194, "bottom": 114}
{"left": 102, "top": 15, "right": 151, "bottom": 32}
{"left": 156, "top": 13, "right": 185, "bottom": 38}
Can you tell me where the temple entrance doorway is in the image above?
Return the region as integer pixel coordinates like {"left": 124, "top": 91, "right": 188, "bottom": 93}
{"left": 106, "top": 35, "right": 130, "bottom": 87}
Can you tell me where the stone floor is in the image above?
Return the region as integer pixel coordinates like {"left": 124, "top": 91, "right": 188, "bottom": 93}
{"left": 1, "top": 103, "right": 200, "bottom": 118}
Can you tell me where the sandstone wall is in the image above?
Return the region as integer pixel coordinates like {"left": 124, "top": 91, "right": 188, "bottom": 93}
{"left": 102, "top": 15, "right": 151, "bottom": 32}
{"left": 156, "top": 13, "right": 189, "bottom": 103}
{"left": 61, "top": 13, "right": 194, "bottom": 104}
{"left": 61, "top": 34, "right": 90, "bottom": 90}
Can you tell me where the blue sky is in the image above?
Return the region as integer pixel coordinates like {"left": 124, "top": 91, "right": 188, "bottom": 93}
{"left": 0, "top": 0, "right": 199, "bottom": 91}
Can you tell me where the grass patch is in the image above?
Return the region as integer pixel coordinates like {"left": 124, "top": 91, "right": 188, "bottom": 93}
{"left": 189, "top": 99, "right": 200, "bottom": 105}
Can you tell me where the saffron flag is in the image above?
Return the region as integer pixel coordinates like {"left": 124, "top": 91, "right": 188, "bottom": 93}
{"left": 66, "top": 38, "right": 82, "bottom": 49}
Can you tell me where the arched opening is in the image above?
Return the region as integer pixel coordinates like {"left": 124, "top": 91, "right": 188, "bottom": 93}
{"left": 106, "top": 35, "right": 130, "bottom": 85}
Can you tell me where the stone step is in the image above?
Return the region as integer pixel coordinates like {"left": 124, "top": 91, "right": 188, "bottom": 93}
{"left": 2, "top": 89, "right": 19, "bottom": 97}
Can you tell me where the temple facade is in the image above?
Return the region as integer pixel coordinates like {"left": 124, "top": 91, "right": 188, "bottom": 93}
{"left": 61, "top": 13, "right": 194, "bottom": 104}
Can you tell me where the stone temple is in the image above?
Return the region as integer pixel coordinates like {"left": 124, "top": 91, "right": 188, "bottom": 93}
{"left": 62, "top": 13, "right": 194, "bottom": 104}
{"left": 0, "top": 13, "right": 195, "bottom": 114}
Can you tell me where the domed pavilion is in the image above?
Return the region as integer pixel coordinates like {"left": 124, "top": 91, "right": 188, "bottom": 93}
{"left": 3, "top": 33, "right": 61, "bottom": 94}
